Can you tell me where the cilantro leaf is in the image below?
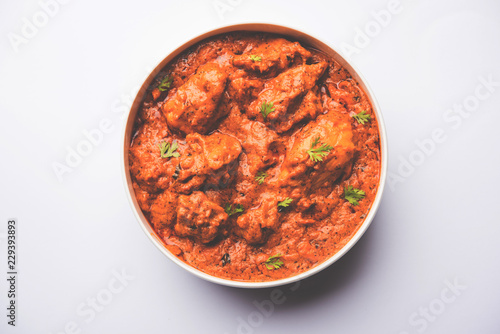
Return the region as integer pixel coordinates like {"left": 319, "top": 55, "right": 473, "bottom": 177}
{"left": 255, "top": 171, "right": 268, "bottom": 185}
{"left": 344, "top": 186, "right": 365, "bottom": 206}
{"left": 352, "top": 110, "right": 371, "bottom": 124}
{"left": 224, "top": 204, "right": 244, "bottom": 216}
{"left": 260, "top": 101, "right": 275, "bottom": 120}
{"left": 311, "top": 136, "right": 320, "bottom": 148}
{"left": 278, "top": 198, "right": 293, "bottom": 208}
{"left": 158, "top": 75, "right": 173, "bottom": 92}
{"left": 249, "top": 55, "right": 262, "bottom": 62}
{"left": 159, "top": 140, "right": 180, "bottom": 159}
{"left": 264, "top": 253, "right": 283, "bottom": 270}
{"left": 307, "top": 136, "right": 333, "bottom": 162}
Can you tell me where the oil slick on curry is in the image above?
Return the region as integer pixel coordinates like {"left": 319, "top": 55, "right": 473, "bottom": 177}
{"left": 128, "top": 32, "right": 381, "bottom": 282}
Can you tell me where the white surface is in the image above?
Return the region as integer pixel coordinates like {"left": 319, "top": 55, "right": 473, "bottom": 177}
{"left": 1, "top": 0, "right": 499, "bottom": 333}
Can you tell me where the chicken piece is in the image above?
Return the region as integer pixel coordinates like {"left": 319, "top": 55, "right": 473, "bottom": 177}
{"left": 273, "top": 89, "right": 322, "bottom": 133}
{"left": 128, "top": 118, "right": 179, "bottom": 191}
{"left": 230, "top": 116, "right": 279, "bottom": 175}
{"left": 175, "top": 132, "right": 242, "bottom": 193}
{"left": 296, "top": 195, "right": 340, "bottom": 221}
{"left": 174, "top": 191, "right": 228, "bottom": 244}
{"left": 234, "top": 193, "right": 279, "bottom": 244}
{"left": 247, "top": 62, "right": 327, "bottom": 125}
{"left": 132, "top": 181, "right": 153, "bottom": 214}
{"left": 162, "top": 62, "right": 228, "bottom": 134}
{"left": 327, "top": 80, "right": 373, "bottom": 117}
{"left": 278, "top": 108, "right": 356, "bottom": 190}
{"left": 328, "top": 80, "right": 363, "bottom": 106}
{"left": 233, "top": 38, "right": 311, "bottom": 74}
{"left": 226, "top": 69, "right": 264, "bottom": 108}
{"left": 149, "top": 191, "right": 178, "bottom": 231}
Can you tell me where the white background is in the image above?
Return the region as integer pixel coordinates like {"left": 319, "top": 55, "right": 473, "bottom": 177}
{"left": 1, "top": 0, "right": 499, "bottom": 333}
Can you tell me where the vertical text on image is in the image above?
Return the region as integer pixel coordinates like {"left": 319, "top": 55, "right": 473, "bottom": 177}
{"left": 6, "top": 219, "right": 18, "bottom": 327}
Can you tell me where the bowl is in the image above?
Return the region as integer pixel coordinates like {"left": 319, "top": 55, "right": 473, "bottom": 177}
{"left": 122, "top": 23, "right": 387, "bottom": 288}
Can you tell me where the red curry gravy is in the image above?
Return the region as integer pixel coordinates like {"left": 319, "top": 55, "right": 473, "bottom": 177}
{"left": 129, "top": 32, "right": 381, "bottom": 282}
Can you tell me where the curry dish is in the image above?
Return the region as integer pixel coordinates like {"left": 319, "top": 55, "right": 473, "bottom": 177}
{"left": 129, "top": 32, "right": 381, "bottom": 281}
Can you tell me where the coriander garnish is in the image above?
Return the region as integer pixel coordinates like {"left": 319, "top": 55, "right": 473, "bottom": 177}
{"left": 344, "top": 186, "right": 365, "bottom": 206}
{"left": 158, "top": 75, "right": 173, "bottom": 92}
{"left": 224, "top": 204, "right": 244, "bottom": 216}
{"left": 260, "top": 101, "right": 275, "bottom": 120}
{"left": 352, "top": 110, "right": 371, "bottom": 124}
{"left": 159, "top": 140, "right": 180, "bottom": 159}
{"left": 255, "top": 171, "right": 268, "bottom": 185}
{"left": 307, "top": 136, "right": 333, "bottom": 162}
{"left": 264, "top": 253, "right": 283, "bottom": 270}
{"left": 278, "top": 198, "right": 293, "bottom": 208}
{"left": 249, "top": 55, "right": 262, "bottom": 62}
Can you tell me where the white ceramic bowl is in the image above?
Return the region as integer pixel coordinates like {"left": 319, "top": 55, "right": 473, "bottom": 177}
{"left": 122, "top": 23, "right": 388, "bottom": 288}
